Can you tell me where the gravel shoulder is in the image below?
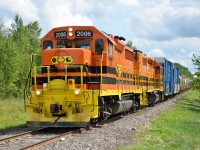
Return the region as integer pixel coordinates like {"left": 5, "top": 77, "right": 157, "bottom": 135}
{"left": 0, "top": 91, "right": 189, "bottom": 150}
{"left": 40, "top": 91, "right": 189, "bottom": 150}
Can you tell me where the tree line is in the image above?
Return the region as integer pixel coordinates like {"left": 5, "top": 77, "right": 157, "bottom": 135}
{"left": 0, "top": 15, "right": 199, "bottom": 99}
{"left": 191, "top": 55, "right": 200, "bottom": 91}
{"left": 0, "top": 15, "right": 41, "bottom": 98}
{"left": 174, "top": 63, "right": 193, "bottom": 78}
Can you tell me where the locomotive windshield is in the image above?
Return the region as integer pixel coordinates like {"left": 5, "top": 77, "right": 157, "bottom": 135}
{"left": 75, "top": 40, "right": 90, "bottom": 49}
{"left": 55, "top": 39, "right": 90, "bottom": 50}
{"left": 43, "top": 40, "right": 53, "bottom": 49}
{"left": 57, "top": 40, "right": 72, "bottom": 48}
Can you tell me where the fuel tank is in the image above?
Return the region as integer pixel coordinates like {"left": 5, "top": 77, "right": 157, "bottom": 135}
{"left": 110, "top": 100, "right": 133, "bottom": 115}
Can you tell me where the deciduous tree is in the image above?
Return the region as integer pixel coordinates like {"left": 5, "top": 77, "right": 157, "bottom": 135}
{"left": 0, "top": 14, "right": 41, "bottom": 98}
{"left": 191, "top": 55, "right": 200, "bottom": 91}
{"left": 126, "top": 40, "right": 137, "bottom": 50}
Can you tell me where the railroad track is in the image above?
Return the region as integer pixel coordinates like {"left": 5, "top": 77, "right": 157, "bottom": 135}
{"left": 0, "top": 127, "right": 78, "bottom": 150}
{"left": 0, "top": 90, "right": 190, "bottom": 150}
{"left": 0, "top": 128, "right": 44, "bottom": 144}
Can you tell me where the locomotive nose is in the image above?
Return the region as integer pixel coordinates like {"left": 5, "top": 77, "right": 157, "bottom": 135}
{"left": 42, "top": 48, "right": 91, "bottom": 69}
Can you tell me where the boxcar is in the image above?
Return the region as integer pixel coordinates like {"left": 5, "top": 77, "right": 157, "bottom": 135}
{"left": 153, "top": 57, "right": 180, "bottom": 97}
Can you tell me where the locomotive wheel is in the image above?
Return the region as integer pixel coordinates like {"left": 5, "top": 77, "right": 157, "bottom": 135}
{"left": 132, "top": 100, "right": 138, "bottom": 113}
{"left": 148, "top": 94, "right": 155, "bottom": 107}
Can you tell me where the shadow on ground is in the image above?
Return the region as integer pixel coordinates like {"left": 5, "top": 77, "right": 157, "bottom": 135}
{"left": 0, "top": 124, "right": 27, "bottom": 134}
{"left": 179, "top": 98, "right": 200, "bottom": 113}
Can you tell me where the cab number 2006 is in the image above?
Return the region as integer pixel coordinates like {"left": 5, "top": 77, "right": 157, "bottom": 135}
{"left": 75, "top": 30, "right": 93, "bottom": 37}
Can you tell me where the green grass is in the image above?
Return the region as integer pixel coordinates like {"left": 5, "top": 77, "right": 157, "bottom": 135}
{"left": 121, "top": 90, "right": 200, "bottom": 150}
{"left": 0, "top": 98, "right": 26, "bottom": 131}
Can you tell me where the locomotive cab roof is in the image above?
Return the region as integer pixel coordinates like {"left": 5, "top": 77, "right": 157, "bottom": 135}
{"left": 42, "top": 26, "right": 117, "bottom": 46}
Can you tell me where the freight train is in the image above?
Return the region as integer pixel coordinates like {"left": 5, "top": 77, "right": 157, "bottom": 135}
{"left": 24, "top": 26, "right": 182, "bottom": 127}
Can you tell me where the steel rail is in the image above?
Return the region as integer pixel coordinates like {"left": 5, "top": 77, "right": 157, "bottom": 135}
{"left": 20, "top": 131, "right": 74, "bottom": 150}
{"left": 0, "top": 128, "right": 46, "bottom": 143}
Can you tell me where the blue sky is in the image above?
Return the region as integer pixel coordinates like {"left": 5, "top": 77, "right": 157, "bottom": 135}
{"left": 0, "top": 0, "right": 199, "bottom": 73}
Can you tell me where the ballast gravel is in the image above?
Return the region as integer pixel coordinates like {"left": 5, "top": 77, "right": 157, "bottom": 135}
{"left": 0, "top": 92, "right": 188, "bottom": 150}
{"left": 39, "top": 92, "right": 187, "bottom": 150}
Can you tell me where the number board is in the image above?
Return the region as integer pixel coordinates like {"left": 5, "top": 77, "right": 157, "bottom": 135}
{"left": 54, "top": 31, "right": 67, "bottom": 39}
{"left": 75, "top": 30, "right": 93, "bottom": 37}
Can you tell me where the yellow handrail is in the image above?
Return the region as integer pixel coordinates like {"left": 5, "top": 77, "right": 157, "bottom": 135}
{"left": 100, "top": 51, "right": 107, "bottom": 94}
{"left": 80, "top": 65, "right": 83, "bottom": 90}
{"left": 33, "top": 66, "right": 50, "bottom": 90}
{"left": 64, "top": 65, "right": 83, "bottom": 91}
{"left": 134, "top": 70, "right": 139, "bottom": 92}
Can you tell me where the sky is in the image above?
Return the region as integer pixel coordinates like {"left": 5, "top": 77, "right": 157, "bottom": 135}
{"left": 0, "top": 0, "right": 199, "bottom": 73}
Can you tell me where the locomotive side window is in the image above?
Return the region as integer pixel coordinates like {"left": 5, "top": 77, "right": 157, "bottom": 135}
{"left": 156, "top": 66, "right": 160, "bottom": 74}
{"left": 57, "top": 40, "right": 72, "bottom": 48}
{"left": 43, "top": 40, "right": 53, "bottom": 50}
{"left": 95, "top": 39, "right": 104, "bottom": 55}
{"left": 75, "top": 40, "right": 90, "bottom": 49}
{"left": 108, "top": 42, "right": 113, "bottom": 58}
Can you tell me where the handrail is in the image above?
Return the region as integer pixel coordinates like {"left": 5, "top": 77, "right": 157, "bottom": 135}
{"left": 64, "top": 65, "right": 83, "bottom": 91}
{"left": 65, "top": 65, "right": 68, "bottom": 83}
{"left": 80, "top": 65, "right": 83, "bottom": 90}
{"left": 24, "top": 54, "right": 37, "bottom": 111}
{"left": 33, "top": 66, "right": 50, "bottom": 90}
{"left": 134, "top": 70, "right": 139, "bottom": 87}
{"left": 33, "top": 65, "right": 84, "bottom": 91}
{"left": 148, "top": 72, "right": 150, "bottom": 90}
{"left": 100, "top": 51, "right": 107, "bottom": 94}
{"left": 154, "top": 78, "right": 160, "bottom": 88}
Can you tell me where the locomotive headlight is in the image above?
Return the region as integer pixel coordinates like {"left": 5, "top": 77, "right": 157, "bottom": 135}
{"left": 43, "top": 83, "right": 47, "bottom": 88}
{"left": 69, "top": 32, "right": 73, "bottom": 36}
{"left": 35, "top": 89, "right": 42, "bottom": 96}
{"left": 74, "top": 89, "right": 81, "bottom": 95}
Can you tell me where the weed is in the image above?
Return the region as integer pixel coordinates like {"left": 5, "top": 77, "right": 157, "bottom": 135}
{"left": 0, "top": 98, "right": 26, "bottom": 131}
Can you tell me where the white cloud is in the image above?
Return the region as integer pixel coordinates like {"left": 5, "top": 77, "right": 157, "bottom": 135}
{"left": 131, "top": 36, "right": 200, "bottom": 73}
{"left": 188, "top": 51, "right": 195, "bottom": 59}
{"left": 117, "top": 0, "right": 140, "bottom": 7}
{"left": 0, "top": 0, "right": 199, "bottom": 73}
{"left": 164, "top": 7, "right": 200, "bottom": 38}
{"left": 180, "top": 49, "right": 186, "bottom": 53}
{"left": 168, "top": 55, "right": 193, "bottom": 71}
{"left": 147, "top": 49, "right": 166, "bottom": 57}
{"left": 128, "top": 0, "right": 200, "bottom": 41}
{"left": 3, "top": 18, "right": 13, "bottom": 28}
{"left": 40, "top": 0, "right": 93, "bottom": 35}
{"left": 0, "top": 0, "right": 39, "bottom": 21}
{"left": 128, "top": 1, "right": 173, "bottom": 40}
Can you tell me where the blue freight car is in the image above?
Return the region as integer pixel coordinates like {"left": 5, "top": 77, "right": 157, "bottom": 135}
{"left": 153, "top": 57, "right": 180, "bottom": 97}
{"left": 173, "top": 66, "right": 180, "bottom": 94}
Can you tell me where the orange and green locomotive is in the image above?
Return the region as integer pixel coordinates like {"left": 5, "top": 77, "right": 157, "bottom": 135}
{"left": 25, "top": 26, "right": 164, "bottom": 127}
